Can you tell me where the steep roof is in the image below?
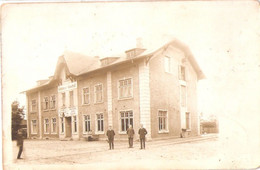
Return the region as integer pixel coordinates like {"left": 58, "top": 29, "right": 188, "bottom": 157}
{"left": 24, "top": 38, "right": 205, "bottom": 93}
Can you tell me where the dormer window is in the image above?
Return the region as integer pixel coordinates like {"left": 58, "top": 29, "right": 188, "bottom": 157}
{"left": 125, "top": 48, "right": 146, "bottom": 59}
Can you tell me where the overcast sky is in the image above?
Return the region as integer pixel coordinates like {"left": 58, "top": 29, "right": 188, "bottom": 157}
{"left": 2, "top": 1, "right": 260, "bottom": 123}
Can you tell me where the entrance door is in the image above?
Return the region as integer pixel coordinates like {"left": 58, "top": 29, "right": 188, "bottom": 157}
{"left": 65, "top": 117, "right": 72, "bottom": 138}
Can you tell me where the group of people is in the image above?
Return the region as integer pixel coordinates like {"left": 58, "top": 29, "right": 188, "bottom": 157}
{"left": 106, "top": 124, "right": 147, "bottom": 150}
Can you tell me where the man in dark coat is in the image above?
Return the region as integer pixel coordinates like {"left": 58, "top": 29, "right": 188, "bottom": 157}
{"left": 17, "top": 129, "right": 24, "bottom": 159}
{"left": 127, "top": 125, "right": 135, "bottom": 148}
{"left": 138, "top": 124, "right": 147, "bottom": 149}
{"left": 106, "top": 125, "right": 115, "bottom": 150}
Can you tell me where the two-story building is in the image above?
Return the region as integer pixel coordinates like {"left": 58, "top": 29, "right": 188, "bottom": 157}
{"left": 24, "top": 38, "right": 205, "bottom": 140}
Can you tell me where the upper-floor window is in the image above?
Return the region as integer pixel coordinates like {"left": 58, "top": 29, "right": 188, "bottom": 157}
{"left": 95, "top": 84, "right": 103, "bottom": 103}
{"left": 158, "top": 110, "right": 168, "bottom": 132}
{"left": 82, "top": 87, "right": 90, "bottom": 105}
{"left": 119, "top": 78, "right": 133, "bottom": 99}
{"left": 164, "top": 56, "right": 171, "bottom": 73}
{"left": 43, "top": 97, "right": 49, "bottom": 110}
{"left": 50, "top": 95, "right": 56, "bottom": 109}
{"left": 70, "top": 91, "right": 74, "bottom": 107}
{"left": 181, "top": 85, "right": 186, "bottom": 107}
{"left": 62, "top": 92, "right": 66, "bottom": 106}
{"left": 179, "top": 65, "right": 186, "bottom": 81}
{"left": 31, "top": 99, "right": 37, "bottom": 112}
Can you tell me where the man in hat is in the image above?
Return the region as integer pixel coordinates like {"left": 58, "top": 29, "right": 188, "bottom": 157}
{"left": 127, "top": 125, "right": 135, "bottom": 148}
{"left": 106, "top": 125, "right": 115, "bottom": 150}
{"left": 138, "top": 124, "right": 147, "bottom": 149}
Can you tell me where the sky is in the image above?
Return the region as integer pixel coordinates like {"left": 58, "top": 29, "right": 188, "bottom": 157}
{"left": 1, "top": 1, "right": 260, "bottom": 164}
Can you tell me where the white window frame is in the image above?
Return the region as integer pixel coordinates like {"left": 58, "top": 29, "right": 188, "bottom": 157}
{"left": 72, "top": 115, "right": 78, "bottom": 134}
{"left": 82, "top": 87, "right": 90, "bottom": 105}
{"left": 83, "top": 114, "right": 91, "bottom": 134}
{"left": 179, "top": 65, "right": 186, "bottom": 81}
{"left": 44, "top": 118, "right": 49, "bottom": 134}
{"left": 186, "top": 112, "right": 191, "bottom": 131}
{"left": 118, "top": 77, "right": 133, "bottom": 100}
{"left": 31, "top": 119, "right": 37, "bottom": 134}
{"left": 50, "top": 95, "right": 56, "bottom": 110}
{"left": 164, "top": 56, "right": 172, "bottom": 73}
{"left": 94, "top": 84, "right": 103, "bottom": 104}
{"left": 95, "top": 113, "right": 104, "bottom": 134}
{"left": 51, "top": 117, "right": 57, "bottom": 134}
{"left": 118, "top": 110, "right": 134, "bottom": 134}
{"left": 31, "top": 99, "right": 37, "bottom": 112}
{"left": 60, "top": 117, "right": 65, "bottom": 134}
{"left": 43, "top": 96, "right": 49, "bottom": 111}
{"left": 158, "top": 110, "right": 169, "bottom": 133}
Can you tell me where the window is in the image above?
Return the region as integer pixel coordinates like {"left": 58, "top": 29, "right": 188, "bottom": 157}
{"left": 44, "top": 119, "right": 49, "bottom": 134}
{"left": 95, "top": 84, "right": 103, "bottom": 103}
{"left": 31, "top": 120, "right": 37, "bottom": 134}
{"left": 179, "top": 65, "right": 186, "bottom": 81}
{"left": 70, "top": 91, "right": 74, "bottom": 107}
{"left": 164, "top": 56, "right": 171, "bottom": 73}
{"left": 62, "top": 93, "right": 66, "bottom": 106}
{"left": 181, "top": 85, "right": 186, "bottom": 107}
{"left": 73, "top": 116, "right": 77, "bottom": 133}
{"left": 31, "top": 99, "right": 37, "bottom": 112}
{"left": 96, "top": 113, "right": 104, "bottom": 132}
{"left": 83, "top": 115, "right": 91, "bottom": 133}
{"left": 186, "top": 112, "right": 191, "bottom": 130}
{"left": 51, "top": 118, "right": 57, "bottom": 133}
{"left": 43, "top": 97, "right": 49, "bottom": 110}
{"left": 120, "top": 110, "right": 133, "bottom": 132}
{"left": 119, "top": 78, "right": 133, "bottom": 99}
{"left": 158, "top": 110, "right": 167, "bottom": 131}
{"left": 60, "top": 117, "right": 64, "bottom": 133}
{"left": 50, "top": 95, "right": 56, "bottom": 109}
{"left": 82, "top": 87, "right": 90, "bottom": 105}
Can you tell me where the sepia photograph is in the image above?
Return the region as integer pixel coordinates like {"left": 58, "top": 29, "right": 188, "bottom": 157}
{"left": 1, "top": 0, "right": 260, "bottom": 169}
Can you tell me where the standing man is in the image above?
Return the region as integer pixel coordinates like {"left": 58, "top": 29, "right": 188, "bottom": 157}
{"left": 138, "top": 124, "right": 147, "bottom": 149}
{"left": 17, "top": 129, "right": 24, "bottom": 159}
{"left": 106, "top": 125, "right": 115, "bottom": 150}
{"left": 126, "top": 125, "right": 135, "bottom": 148}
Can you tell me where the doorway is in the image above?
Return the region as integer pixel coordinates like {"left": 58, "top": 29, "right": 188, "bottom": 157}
{"left": 65, "top": 117, "right": 72, "bottom": 138}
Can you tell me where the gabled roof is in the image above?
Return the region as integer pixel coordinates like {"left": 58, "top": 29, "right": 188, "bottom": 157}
{"left": 24, "top": 38, "right": 205, "bottom": 93}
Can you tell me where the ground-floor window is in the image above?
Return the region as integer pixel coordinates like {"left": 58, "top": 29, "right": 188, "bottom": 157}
{"left": 44, "top": 118, "right": 49, "bottom": 134}
{"left": 51, "top": 118, "right": 57, "bottom": 134}
{"left": 96, "top": 113, "right": 104, "bottom": 132}
{"left": 186, "top": 112, "right": 191, "bottom": 130}
{"left": 158, "top": 110, "right": 168, "bottom": 132}
{"left": 120, "top": 110, "right": 133, "bottom": 132}
{"left": 83, "top": 115, "right": 91, "bottom": 133}
{"left": 60, "top": 117, "right": 64, "bottom": 133}
{"left": 73, "top": 116, "right": 77, "bottom": 133}
{"left": 31, "top": 120, "right": 37, "bottom": 134}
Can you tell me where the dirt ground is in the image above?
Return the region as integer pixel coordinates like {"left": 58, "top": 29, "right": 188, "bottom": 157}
{"left": 5, "top": 135, "right": 259, "bottom": 170}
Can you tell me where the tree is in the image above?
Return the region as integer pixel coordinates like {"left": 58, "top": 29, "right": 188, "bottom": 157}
{"left": 11, "top": 101, "right": 25, "bottom": 140}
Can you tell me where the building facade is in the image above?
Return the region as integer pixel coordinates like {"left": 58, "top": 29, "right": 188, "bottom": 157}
{"left": 25, "top": 39, "right": 205, "bottom": 140}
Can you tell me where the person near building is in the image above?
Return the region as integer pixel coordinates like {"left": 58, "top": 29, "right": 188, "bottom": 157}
{"left": 126, "top": 125, "right": 135, "bottom": 148}
{"left": 138, "top": 124, "right": 147, "bottom": 149}
{"left": 106, "top": 125, "right": 115, "bottom": 150}
{"left": 16, "top": 129, "right": 24, "bottom": 159}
